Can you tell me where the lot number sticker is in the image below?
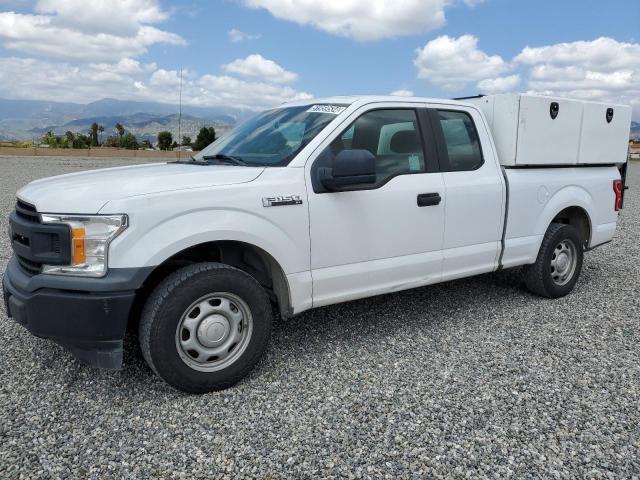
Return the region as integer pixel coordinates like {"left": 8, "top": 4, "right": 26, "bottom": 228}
{"left": 307, "top": 105, "right": 347, "bottom": 115}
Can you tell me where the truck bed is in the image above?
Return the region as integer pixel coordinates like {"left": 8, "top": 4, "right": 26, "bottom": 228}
{"left": 501, "top": 165, "right": 620, "bottom": 269}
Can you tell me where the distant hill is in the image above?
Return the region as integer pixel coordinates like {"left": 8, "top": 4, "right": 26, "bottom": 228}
{"left": 30, "top": 113, "right": 231, "bottom": 144}
{"left": 77, "top": 98, "right": 241, "bottom": 124}
{"left": 0, "top": 97, "right": 249, "bottom": 141}
{"left": 631, "top": 121, "right": 640, "bottom": 140}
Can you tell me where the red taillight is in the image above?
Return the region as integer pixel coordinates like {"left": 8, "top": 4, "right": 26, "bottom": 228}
{"left": 613, "top": 179, "right": 623, "bottom": 211}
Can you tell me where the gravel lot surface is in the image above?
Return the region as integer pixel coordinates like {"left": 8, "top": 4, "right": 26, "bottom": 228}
{"left": 1, "top": 156, "right": 639, "bottom": 478}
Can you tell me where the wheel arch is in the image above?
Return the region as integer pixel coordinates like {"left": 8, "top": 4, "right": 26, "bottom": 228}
{"left": 538, "top": 186, "right": 595, "bottom": 248}
{"left": 129, "top": 240, "right": 292, "bottom": 331}
{"left": 550, "top": 206, "right": 592, "bottom": 248}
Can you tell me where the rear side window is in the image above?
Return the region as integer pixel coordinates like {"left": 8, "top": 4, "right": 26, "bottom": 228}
{"left": 437, "top": 110, "right": 483, "bottom": 171}
{"left": 322, "top": 109, "right": 425, "bottom": 185}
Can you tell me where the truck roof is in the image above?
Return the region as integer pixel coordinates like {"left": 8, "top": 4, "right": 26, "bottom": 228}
{"left": 279, "top": 95, "right": 471, "bottom": 109}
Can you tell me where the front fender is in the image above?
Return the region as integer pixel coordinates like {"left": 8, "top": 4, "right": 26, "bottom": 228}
{"left": 105, "top": 200, "right": 310, "bottom": 275}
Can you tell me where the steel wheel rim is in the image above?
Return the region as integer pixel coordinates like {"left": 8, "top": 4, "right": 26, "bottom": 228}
{"left": 175, "top": 292, "right": 253, "bottom": 372}
{"left": 550, "top": 238, "right": 578, "bottom": 286}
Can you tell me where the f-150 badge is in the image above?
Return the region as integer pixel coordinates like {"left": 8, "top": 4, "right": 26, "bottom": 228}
{"left": 262, "top": 195, "right": 303, "bottom": 207}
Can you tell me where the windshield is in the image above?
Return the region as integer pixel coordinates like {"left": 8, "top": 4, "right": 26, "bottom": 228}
{"left": 195, "top": 104, "right": 346, "bottom": 166}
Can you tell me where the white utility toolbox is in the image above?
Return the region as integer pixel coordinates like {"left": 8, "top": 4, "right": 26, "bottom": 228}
{"left": 467, "top": 94, "right": 632, "bottom": 167}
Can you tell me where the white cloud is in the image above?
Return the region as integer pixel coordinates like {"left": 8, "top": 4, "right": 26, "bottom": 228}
{"left": 416, "top": 35, "right": 638, "bottom": 119}
{"left": 90, "top": 58, "right": 157, "bottom": 75}
{"left": 514, "top": 37, "right": 640, "bottom": 114}
{"left": 0, "top": 2, "right": 312, "bottom": 112}
{"left": 390, "top": 89, "right": 414, "bottom": 97}
{"left": 414, "top": 34, "right": 508, "bottom": 90}
{"left": 243, "top": 0, "right": 449, "bottom": 41}
{"left": 223, "top": 54, "right": 298, "bottom": 83}
{"left": 0, "top": 57, "right": 146, "bottom": 103}
{"left": 0, "top": 57, "right": 312, "bottom": 110}
{"left": 34, "top": 0, "right": 169, "bottom": 36}
{"left": 228, "top": 28, "right": 262, "bottom": 42}
{"left": 196, "top": 75, "right": 312, "bottom": 109}
{"left": 515, "top": 37, "right": 640, "bottom": 71}
{"left": 149, "top": 68, "right": 182, "bottom": 87}
{"left": 477, "top": 74, "right": 520, "bottom": 94}
{"left": 0, "top": 1, "right": 185, "bottom": 62}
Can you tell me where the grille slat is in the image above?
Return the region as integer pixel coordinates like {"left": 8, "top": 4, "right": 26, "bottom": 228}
{"left": 15, "top": 199, "right": 39, "bottom": 223}
{"left": 17, "top": 256, "right": 42, "bottom": 275}
{"left": 52, "top": 236, "right": 60, "bottom": 254}
{"left": 13, "top": 199, "right": 43, "bottom": 275}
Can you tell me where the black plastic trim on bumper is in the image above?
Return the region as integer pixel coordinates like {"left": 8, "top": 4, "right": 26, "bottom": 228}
{"left": 6, "top": 256, "right": 153, "bottom": 294}
{"left": 3, "top": 256, "right": 152, "bottom": 369}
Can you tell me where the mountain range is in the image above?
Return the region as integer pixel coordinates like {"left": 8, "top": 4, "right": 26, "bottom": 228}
{"left": 0, "top": 98, "right": 250, "bottom": 142}
{"left": 1, "top": 97, "right": 638, "bottom": 143}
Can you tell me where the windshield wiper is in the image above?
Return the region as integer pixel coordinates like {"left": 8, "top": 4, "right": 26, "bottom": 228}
{"left": 201, "top": 154, "right": 250, "bottom": 166}
{"left": 169, "top": 155, "right": 203, "bottom": 165}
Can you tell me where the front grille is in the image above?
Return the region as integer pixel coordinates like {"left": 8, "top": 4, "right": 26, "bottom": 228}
{"left": 13, "top": 199, "right": 43, "bottom": 275}
{"left": 15, "top": 199, "right": 39, "bottom": 223}
{"left": 10, "top": 198, "right": 71, "bottom": 276}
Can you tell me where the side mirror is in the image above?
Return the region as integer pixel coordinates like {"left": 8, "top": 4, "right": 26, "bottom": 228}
{"left": 319, "top": 149, "right": 376, "bottom": 191}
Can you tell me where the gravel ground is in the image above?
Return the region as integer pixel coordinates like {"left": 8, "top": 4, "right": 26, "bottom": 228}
{"left": 1, "top": 156, "right": 639, "bottom": 479}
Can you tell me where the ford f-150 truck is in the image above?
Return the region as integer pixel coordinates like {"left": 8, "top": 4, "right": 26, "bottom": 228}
{"left": 3, "top": 94, "right": 631, "bottom": 393}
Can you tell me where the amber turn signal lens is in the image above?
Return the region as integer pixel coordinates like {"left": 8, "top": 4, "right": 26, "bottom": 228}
{"left": 71, "top": 227, "right": 86, "bottom": 265}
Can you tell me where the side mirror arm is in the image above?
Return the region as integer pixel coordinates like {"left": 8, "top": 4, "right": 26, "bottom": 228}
{"left": 318, "top": 167, "right": 339, "bottom": 191}
{"left": 319, "top": 167, "right": 377, "bottom": 192}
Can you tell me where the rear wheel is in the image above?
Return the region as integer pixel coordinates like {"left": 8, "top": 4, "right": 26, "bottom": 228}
{"left": 139, "top": 262, "right": 272, "bottom": 393}
{"left": 524, "top": 223, "right": 584, "bottom": 298}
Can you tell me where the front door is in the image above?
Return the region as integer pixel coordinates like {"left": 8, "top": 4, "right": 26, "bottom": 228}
{"left": 305, "top": 105, "right": 446, "bottom": 307}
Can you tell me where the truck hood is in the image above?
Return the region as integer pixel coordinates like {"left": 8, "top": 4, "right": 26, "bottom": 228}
{"left": 17, "top": 162, "right": 265, "bottom": 214}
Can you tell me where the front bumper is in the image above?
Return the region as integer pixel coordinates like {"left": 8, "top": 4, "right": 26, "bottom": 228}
{"left": 2, "top": 256, "right": 152, "bottom": 369}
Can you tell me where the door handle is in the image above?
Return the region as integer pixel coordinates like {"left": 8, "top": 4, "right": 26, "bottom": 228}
{"left": 417, "top": 193, "right": 441, "bottom": 207}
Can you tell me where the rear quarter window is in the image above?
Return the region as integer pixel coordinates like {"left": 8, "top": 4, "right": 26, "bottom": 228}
{"left": 438, "top": 110, "right": 483, "bottom": 171}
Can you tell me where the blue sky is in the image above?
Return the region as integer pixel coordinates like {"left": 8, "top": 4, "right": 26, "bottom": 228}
{"left": 160, "top": 0, "right": 640, "bottom": 98}
{"left": 0, "top": 0, "right": 638, "bottom": 117}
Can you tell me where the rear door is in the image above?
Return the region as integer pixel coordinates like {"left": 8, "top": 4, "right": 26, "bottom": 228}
{"left": 305, "top": 103, "right": 446, "bottom": 307}
{"left": 429, "top": 106, "right": 505, "bottom": 281}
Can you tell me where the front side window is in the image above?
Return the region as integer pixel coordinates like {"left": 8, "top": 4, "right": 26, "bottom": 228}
{"left": 437, "top": 110, "right": 483, "bottom": 171}
{"left": 316, "top": 109, "right": 425, "bottom": 187}
{"left": 196, "top": 105, "right": 344, "bottom": 166}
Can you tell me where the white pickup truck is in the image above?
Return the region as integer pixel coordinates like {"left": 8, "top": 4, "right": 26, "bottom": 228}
{"left": 3, "top": 94, "right": 631, "bottom": 393}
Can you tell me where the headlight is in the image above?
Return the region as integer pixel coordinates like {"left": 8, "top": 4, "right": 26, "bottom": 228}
{"left": 40, "top": 214, "right": 128, "bottom": 277}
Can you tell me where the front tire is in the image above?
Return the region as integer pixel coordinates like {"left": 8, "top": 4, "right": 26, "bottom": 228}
{"left": 524, "top": 223, "right": 584, "bottom": 298}
{"left": 139, "top": 262, "right": 272, "bottom": 393}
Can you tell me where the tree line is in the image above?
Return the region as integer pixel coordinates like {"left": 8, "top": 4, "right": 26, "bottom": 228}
{"left": 42, "top": 124, "right": 217, "bottom": 151}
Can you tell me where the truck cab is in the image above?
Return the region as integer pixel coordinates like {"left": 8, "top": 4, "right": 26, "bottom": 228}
{"left": 3, "top": 95, "right": 630, "bottom": 393}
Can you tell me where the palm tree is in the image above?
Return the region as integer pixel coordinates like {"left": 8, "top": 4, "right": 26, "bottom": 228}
{"left": 115, "top": 123, "right": 125, "bottom": 147}
{"left": 98, "top": 125, "right": 105, "bottom": 146}
{"left": 90, "top": 123, "right": 99, "bottom": 147}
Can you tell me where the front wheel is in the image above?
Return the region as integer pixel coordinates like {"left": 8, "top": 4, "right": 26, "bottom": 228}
{"left": 139, "top": 263, "right": 272, "bottom": 393}
{"left": 524, "top": 223, "right": 584, "bottom": 298}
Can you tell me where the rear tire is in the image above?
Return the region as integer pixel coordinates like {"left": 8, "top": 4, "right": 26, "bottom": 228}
{"left": 139, "top": 262, "right": 272, "bottom": 393}
{"left": 524, "top": 223, "right": 584, "bottom": 298}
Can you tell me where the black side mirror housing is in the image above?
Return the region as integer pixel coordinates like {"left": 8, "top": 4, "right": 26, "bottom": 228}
{"left": 319, "top": 149, "right": 376, "bottom": 191}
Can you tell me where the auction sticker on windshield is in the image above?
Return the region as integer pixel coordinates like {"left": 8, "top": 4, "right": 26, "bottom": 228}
{"left": 307, "top": 105, "right": 347, "bottom": 115}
